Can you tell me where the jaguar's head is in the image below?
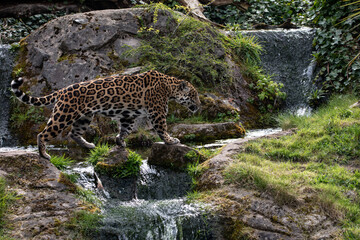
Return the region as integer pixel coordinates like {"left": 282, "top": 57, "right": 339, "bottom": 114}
{"left": 173, "top": 81, "right": 201, "bottom": 113}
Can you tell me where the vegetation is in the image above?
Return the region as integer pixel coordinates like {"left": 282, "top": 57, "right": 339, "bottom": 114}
{"left": 67, "top": 210, "right": 103, "bottom": 239}
{"left": 87, "top": 143, "right": 111, "bottom": 165}
{"left": 125, "top": 3, "right": 285, "bottom": 111}
{"left": 309, "top": 0, "right": 360, "bottom": 97}
{"left": 50, "top": 154, "right": 74, "bottom": 170}
{"left": 223, "top": 95, "right": 360, "bottom": 238}
{"left": 186, "top": 148, "right": 221, "bottom": 187}
{"left": 0, "top": 12, "right": 66, "bottom": 43}
{"left": 0, "top": 177, "right": 17, "bottom": 239}
{"left": 10, "top": 96, "right": 45, "bottom": 129}
{"left": 87, "top": 145, "right": 143, "bottom": 178}
{"left": 204, "top": 0, "right": 313, "bottom": 28}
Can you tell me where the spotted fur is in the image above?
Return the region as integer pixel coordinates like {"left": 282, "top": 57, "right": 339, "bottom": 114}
{"left": 11, "top": 70, "right": 200, "bottom": 160}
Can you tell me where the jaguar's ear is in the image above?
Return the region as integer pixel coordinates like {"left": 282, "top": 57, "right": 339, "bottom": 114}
{"left": 179, "top": 81, "right": 190, "bottom": 92}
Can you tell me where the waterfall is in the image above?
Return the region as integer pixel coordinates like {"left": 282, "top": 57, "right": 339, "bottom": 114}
{"left": 66, "top": 160, "right": 216, "bottom": 239}
{"left": 241, "top": 27, "right": 316, "bottom": 112}
{"left": 0, "top": 45, "right": 16, "bottom": 147}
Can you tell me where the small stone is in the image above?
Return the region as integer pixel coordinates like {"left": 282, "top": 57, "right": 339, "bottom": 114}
{"left": 73, "top": 18, "right": 88, "bottom": 24}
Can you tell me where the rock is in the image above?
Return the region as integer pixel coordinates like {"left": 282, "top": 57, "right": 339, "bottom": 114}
{"left": 195, "top": 130, "right": 340, "bottom": 240}
{"left": 148, "top": 142, "right": 206, "bottom": 170}
{"left": 0, "top": 150, "right": 82, "bottom": 239}
{"left": 104, "top": 146, "right": 129, "bottom": 165}
{"left": 17, "top": 8, "right": 171, "bottom": 96}
{"left": 169, "top": 122, "right": 245, "bottom": 143}
{"left": 94, "top": 147, "right": 129, "bottom": 176}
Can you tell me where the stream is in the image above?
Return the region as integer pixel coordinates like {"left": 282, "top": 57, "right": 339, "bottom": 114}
{"left": 58, "top": 128, "right": 282, "bottom": 240}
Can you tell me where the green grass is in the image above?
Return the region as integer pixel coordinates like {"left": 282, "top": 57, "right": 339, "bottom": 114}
{"left": 50, "top": 154, "right": 74, "bottom": 170}
{"left": 0, "top": 177, "right": 18, "bottom": 238}
{"left": 115, "top": 150, "right": 143, "bottom": 178}
{"left": 87, "top": 144, "right": 111, "bottom": 165}
{"left": 67, "top": 210, "right": 103, "bottom": 239}
{"left": 223, "top": 95, "right": 360, "bottom": 238}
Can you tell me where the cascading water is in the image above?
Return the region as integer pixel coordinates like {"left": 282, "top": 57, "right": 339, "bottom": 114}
{"left": 241, "top": 27, "right": 316, "bottom": 113}
{"left": 0, "top": 45, "right": 16, "bottom": 147}
{"left": 68, "top": 159, "right": 216, "bottom": 240}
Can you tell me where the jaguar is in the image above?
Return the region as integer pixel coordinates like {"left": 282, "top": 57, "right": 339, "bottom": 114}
{"left": 11, "top": 70, "right": 201, "bottom": 160}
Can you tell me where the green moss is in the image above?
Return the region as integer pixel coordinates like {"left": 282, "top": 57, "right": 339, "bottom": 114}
{"left": 57, "top": 54, "right": 77, "bottom": 63}
{"left": 126, "top": 128, "right": 161, "bottom": 147}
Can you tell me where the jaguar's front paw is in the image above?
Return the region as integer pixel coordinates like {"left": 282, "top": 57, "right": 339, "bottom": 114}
{"left": 165, "top": 137, "right": 180, "bottom": 145}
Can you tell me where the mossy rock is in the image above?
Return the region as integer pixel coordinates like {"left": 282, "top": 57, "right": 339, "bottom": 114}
{"left": 126, "top": 130, "right": 160, "bottom": 147}
{"left": 148, "top": 143, "right": 206, "bottom": 170}
{"left": 94, "top": 148, "right": 142, "bottom": 178}
{"left": 169, "top": 122, "right": 246, "bottom": 143}
{"left": 94, "top": 147, "right": 128, "bottom": 177}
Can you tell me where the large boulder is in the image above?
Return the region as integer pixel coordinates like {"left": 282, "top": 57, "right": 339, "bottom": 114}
{"left": 0, "top": 150, "right": 83, "bottom": 239}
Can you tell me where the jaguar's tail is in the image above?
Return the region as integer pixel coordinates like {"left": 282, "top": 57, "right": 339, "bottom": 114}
{"left": 11, "top": 78, "right": 58, "bottom": 106}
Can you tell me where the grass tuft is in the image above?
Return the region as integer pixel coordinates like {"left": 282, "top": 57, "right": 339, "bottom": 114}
{"left": 87, "top": 144, "right": 111, "bottom": 165}
{"left": 67, "top": 210, "right": 103, "bottom": 239}
{"left": 50, "top": 154, "right": 74, "bottom": 170}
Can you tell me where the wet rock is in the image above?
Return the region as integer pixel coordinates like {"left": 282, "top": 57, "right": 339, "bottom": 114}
{"left": 148, "top": 142, "right": 206, "bottom": 170}
{"left": 0, "top": 150, "right": 82, "bottom": 239}
{"left": 169, "top": 122, "right": 245, "bottom": 143}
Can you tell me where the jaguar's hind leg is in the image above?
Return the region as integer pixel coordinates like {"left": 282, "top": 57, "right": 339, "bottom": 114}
{"left": 37, "top": 113, "right": 72, "bottom": 160}
{"left": 69, "top": 115, "right": 95, "bottom": 149}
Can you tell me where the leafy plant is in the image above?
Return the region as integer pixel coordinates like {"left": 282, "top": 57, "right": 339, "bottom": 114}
{"left": 10, "top": 96, "right": 46, "bottom": 129}
{"left": 204, "top": 0, "right": 313, "bottom": 28}
{"left": 0, "top": 12, "right": 66, "bottom": 44}
{"left": 93, "top": 150, "right": 143, "bottom": 178}
{"left": 307, "top": 88, "right": 328, "bottom": 108}
{"left": 118, "top": 150, "right": 143, "bottom": 177}
{"left": 310, "top": 0, "right": 360, "bottom": 94}
{"left": 253, "top": 73, "right": 286, "bottom": 112}
{"left": 87, "top": 143, "right": 111, "bottom": 165}
{"left": 50, "top": 154, "right": 74, "bottom": 170}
